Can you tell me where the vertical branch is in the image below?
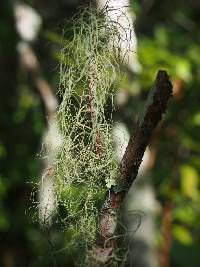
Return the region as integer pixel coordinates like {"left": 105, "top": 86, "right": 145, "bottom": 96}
{"left": 87, "top": 29, "right": 104, "bottom": 155}
{"left": 88, "top": 49, "right": 96, "bottom": 120}
{"left": 159, "top": 135, "right": 180, "bottom": 267}
{"left": 159, "top": 201, "right": 172, "bottom": 267}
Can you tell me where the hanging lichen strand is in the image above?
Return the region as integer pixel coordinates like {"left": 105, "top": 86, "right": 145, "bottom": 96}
{"left": 51, "top": 6, "right": 130, "bottom": 264}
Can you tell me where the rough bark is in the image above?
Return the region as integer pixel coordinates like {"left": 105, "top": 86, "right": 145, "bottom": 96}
{"left": 94, "top": 70, "right": 173, "bottom": 265}
{"left": 120, "top": 70, "right": 173, "bottom": 185}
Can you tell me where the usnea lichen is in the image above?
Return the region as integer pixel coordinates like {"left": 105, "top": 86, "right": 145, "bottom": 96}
{"left": 43, "top": 5, "right": 132, "bottom": 264}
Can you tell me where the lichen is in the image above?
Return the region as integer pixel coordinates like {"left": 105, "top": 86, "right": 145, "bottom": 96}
{"left": 47, "top": 6, "right": 128, "bottom": 264}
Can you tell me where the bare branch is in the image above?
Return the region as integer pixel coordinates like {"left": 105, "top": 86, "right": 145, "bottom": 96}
{"left": 120, "top": 70, "right": 173, "bottom": 185}
{"left": 94, "top": 70, "right": 173, "bottom": 265}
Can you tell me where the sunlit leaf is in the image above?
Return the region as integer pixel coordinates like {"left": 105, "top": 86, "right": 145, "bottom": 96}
{"left": 180, "top": 165, "right": 199, "bottom": 199}
{"left": 173, "top": 225, "right": 193, "bottom": 245}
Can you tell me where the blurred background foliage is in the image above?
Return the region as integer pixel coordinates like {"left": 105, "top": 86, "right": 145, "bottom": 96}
{"left": 0, "top": 0, "right": 200, "bottom": 266}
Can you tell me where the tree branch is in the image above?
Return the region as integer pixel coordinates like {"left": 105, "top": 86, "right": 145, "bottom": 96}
{"left": 120, "top": 70, "right": 173, "bottom": 185}
{"left": 94, "top": 70, "right": 173, "bottom": 265}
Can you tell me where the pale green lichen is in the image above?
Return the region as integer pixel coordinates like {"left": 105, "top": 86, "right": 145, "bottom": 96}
{"left": 49, "top": 6, "right": 126, "bottom": 264}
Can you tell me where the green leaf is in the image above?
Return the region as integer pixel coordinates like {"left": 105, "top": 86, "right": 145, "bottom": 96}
{"left": 173, "top": 225, "right": 193, "bottom": 245}
{"left": 180, "top": 165, "right": 199, "bottom": 199}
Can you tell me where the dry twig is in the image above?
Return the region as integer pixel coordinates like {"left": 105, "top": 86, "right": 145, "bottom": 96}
{"left": 94, "top": 70, "right": 173, "bottom": 265}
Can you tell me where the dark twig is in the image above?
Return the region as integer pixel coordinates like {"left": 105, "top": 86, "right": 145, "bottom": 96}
{"left": 94, "top": 70, "right": 173, "bottom": 265}
{"left": 120, "top": 70, "right": 173, "bottom": 185}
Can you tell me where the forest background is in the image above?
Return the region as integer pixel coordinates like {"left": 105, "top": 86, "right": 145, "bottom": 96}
{"left": 0, "top": 0, "right": 200, "bottom": 266}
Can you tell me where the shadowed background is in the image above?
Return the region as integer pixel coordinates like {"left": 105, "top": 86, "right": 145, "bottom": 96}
{"left": 0, "top": 0, "right": 200, "bottom": 266}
